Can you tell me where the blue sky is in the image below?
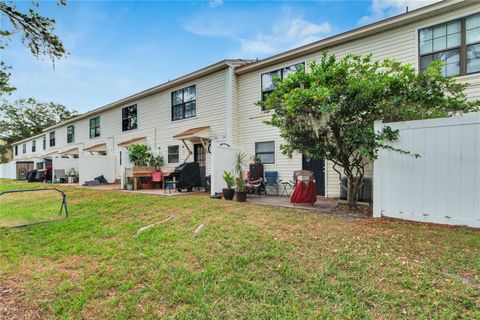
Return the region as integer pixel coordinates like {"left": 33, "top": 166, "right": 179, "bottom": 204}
{"left": 3, "top": 0, "right": 438, "bottom": 113}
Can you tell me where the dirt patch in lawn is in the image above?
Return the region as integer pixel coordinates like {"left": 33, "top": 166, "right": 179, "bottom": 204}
{"left": 0, "top": 280, "right": 44, "bottom": 320}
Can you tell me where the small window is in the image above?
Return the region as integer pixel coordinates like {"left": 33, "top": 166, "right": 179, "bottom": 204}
{"left": 171, "top": 85, "right": 196, "bottom": 121}
{"left": 14, "top": 145, "right": 18, "bottom": 156}
{"left": 255, "top": 141, "right": 275, "bottom": 164}
{"left": 22, "top": 143, "right": 26, "bottom": 154}
{"left": 43, "top": 136, "right": 46, "bottom": 150}
{"left": 32, "top": 140, "right": 36, "bottom": 153}
{"left": 122, "top": 104, "right": 138, "bottom": 131}
{"left": 168, "top": 145, "right": 179, "bottom": 163}
{"left": 67, "top": 125, "right": 75, "bottom": 143}
{"left": 49, "top": 131, "right": 55, "bottom": 147}
{"left": 90, "top": 117, "right": 100, "bottom": 138}
{"left": 261, "top": 63, "right": 304, "bottom": 110}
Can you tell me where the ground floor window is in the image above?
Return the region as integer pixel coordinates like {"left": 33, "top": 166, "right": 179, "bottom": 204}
{"left": 255, "top": 141, "right": 275, "bottom": 164}
{"left": 168, "top": 145, "right": 179, "bottom": 163}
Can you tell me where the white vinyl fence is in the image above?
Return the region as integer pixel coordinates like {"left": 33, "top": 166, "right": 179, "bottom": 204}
{"left": 78, "top": 154, "right": 116, "bottom": 185}
{"left": 210, "top": 143, "right": 240, "bottom": 196}
{"left": 0, "top": 161, "right": 16, "bottom": 180}
{"left": 373, "top": 113, "right": 480, "bottom": 228}
{"left": 52, "top": 158, "right": 79, "bottom": 178}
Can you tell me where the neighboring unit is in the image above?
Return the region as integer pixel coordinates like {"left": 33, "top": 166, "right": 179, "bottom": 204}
{"left": 3, "top": 0, "right": 479, "bottom": 200}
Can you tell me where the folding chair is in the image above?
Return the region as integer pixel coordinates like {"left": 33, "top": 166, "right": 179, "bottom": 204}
{"left": 151, "top": 171, "right": 163, "bottom": 189}
{"left": 264, "top": 171, "right": 280, "bottom": 196}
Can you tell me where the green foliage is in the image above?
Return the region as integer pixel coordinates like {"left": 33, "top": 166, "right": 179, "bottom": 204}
{"left": 0, "top": 143, "right": 9, "bottom": 163}
{"left": 260, "top": 52, "right": 479, "bottom": 206}
{"left": 126, "top": 144, "right": 152, "bottom": 167}
{"left": 149, "top": 152, "right": 165, "bottom": 168}
{"left": 251, "top": 155, "right": 262, "bottom": 163}
{"left": 126, "top": 144, "right": 164, "bottom": 168}
{"left": 233, "top": 151, "right": 248, "bottom": 192}
{"left": 0, "top": 1, "right": 67, "bottom": 95}
{"left": 222, "top": 170, "right": 235, "bottom": 189}
{"left": 0, "top": 98, "right": 77, "bottom": 143}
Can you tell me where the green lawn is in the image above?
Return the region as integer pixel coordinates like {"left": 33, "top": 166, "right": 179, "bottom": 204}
{"left": 0, "top": 179, "right": 479, "bottom": 319}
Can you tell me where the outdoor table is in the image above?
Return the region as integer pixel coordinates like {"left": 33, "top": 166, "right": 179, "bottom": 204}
{"left": 280, "top": 180, "right": 294, "bottom": 197}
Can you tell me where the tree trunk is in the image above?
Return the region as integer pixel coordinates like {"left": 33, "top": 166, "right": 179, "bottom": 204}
{"left": 346, "top": 175, "right": 360, "bottom": 209}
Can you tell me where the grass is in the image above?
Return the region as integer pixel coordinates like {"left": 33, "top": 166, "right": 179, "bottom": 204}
{"left": 0, "top": 179, "right": 479, "bottom": 319}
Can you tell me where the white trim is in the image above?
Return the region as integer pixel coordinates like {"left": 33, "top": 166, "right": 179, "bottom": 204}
{"left": 226, "top": 67, "right": 233, "bottom": 145}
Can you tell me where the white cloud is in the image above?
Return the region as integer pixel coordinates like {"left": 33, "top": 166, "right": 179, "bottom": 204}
{"left": 240, "top": 18, "right": 332, "bottom": 55}
{"left": 183, "top": 8, "right": 333, "bottom": 57}
{"left": 209, "top": 0, "right": 223, "bottom": 8}
{"left": 359, "top": 0, "right": 441, "bottom": 25}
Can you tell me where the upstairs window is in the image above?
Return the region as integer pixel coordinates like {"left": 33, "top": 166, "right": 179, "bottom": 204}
{"left": 255, "top": 141, "right": 275, "bottom": 164}
{"left": 467, "top": 13, "right": 480, "bottom": 74}
{"left": 171, "top": 85, "right": 196, "bottom": 121}
{"left": 419, "top": 13, "right": 480, "bottom": 77}
{"left": 122, "top": 104, "right": 138, "bottom": 131}
{"left": 43, "top": 136, "right": 46, "bottom": 150}
{"left": 32, "top": 140, "right": 36, "bottom": 153}
{"left": 67, "top": 125, "right": 75, "bottom": 143}
{"left": 14, "top": 145, "right": 18, "bottom": 156}
{"left": 261, "top": 63, "right": 304, "bottom": 110}
{"left": 22, "top": 143, "right": 26, "bottom": 154}
{"left": 90, "top": 117, "right": 100, "bottom": 138}
{"left": 49, "top": 131, "right": 55, "bottom": 147}
{"left": 168, "top": 145, "right": 179, "bottom": 163}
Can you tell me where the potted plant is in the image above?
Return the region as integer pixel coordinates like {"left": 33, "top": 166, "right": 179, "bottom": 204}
{"left": 222, "top": 170, "right": 235, "bottom": 200}
{"left": 251, "top": 155, "right": 262, "bottom": 164}
{"left": 127, "top": 144, "right": 155, "bottom": 189}
{"left": 126, "top": 177, "right": 134, "bottom": 191}
{"left": 127, "top": 144, "right": 152, "bottom": 167}
{"left": 233, "top": 151, "right": 248, "bottom": 202}
{"left": 149, "top": 153, "right": 165, "bottom": 171}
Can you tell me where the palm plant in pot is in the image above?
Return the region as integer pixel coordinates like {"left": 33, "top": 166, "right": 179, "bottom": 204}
{"left": 233, "top": 151, "right": 248, "bottom": 202}
{"left": 222, "top": 171, "right": 235, "bottom": 200}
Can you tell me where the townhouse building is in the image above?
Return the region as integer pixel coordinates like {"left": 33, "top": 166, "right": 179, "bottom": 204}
{"left": 7, "top": 0, "right": 480, "bottom": 197}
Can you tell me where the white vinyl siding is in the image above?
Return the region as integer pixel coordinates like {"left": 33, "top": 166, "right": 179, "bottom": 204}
{"left": 237, "top": 4, "right": 480, "bottom": 197}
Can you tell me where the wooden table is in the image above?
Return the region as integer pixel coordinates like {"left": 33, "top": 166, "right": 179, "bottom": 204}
{"left": 130, "top": 167, "right": 155, "bottom": 190}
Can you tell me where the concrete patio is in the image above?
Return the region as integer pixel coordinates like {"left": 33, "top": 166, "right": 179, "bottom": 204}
{"left": 246, "top": 195, "right": 338, "bottom": 212}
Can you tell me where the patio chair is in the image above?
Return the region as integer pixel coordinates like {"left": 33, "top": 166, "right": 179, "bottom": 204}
{"left": 246, "top": 172, "right": 265, "bottom": 198}
{"left": 54, "top": 169, "right": 66, "bottom": 183}
{"left": 151, "top": 171, "right": 163, "bottom": 189}
{"left": 264, "top": 171, "right": 280, "bottom": 196}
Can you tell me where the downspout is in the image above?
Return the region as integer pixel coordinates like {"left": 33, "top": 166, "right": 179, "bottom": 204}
{"left": 225, "top": 66, "right": 233, "bottom": 146}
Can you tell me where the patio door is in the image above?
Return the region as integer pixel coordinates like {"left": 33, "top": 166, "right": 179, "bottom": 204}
{"left": 302, "top": 156, "right": 325, "bottom": 196}
{"left": 194, "top": 144, "right": 206, "bottom": 187}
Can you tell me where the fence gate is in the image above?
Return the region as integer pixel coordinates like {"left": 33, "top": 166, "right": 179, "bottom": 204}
{"left": 373, "top": 113, "right": 480, "bottom": 228}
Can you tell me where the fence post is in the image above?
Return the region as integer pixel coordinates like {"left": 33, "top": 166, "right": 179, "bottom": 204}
{"left": 373, "top": 120, "right": 382, "bottom": 218}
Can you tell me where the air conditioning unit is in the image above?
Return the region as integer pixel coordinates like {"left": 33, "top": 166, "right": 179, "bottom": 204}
{"left": 339, "top": 177, "right": 372, "bottom": 202}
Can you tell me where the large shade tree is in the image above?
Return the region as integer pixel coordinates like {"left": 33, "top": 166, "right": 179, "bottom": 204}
{"left": 0, "top": 97, "right": 77, "bottom": 143}
{"left": 0, "top": 0, "right": 67, "bottom": 95}
{"left": 261, "top": 53, "right": 479, "bottom": 208}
